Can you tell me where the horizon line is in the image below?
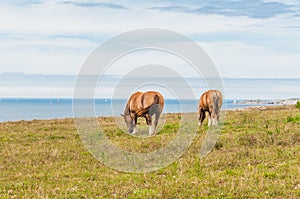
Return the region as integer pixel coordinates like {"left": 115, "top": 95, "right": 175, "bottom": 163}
{"left": 1, "top": 72, "right": 300, "bottom": 79}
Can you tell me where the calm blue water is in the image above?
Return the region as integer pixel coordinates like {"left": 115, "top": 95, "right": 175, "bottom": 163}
{"left": 0, "top": 98, "right": 269, "bottom": 122}
{"left": 1, "top": 74, "right": 299, "bottom": 122}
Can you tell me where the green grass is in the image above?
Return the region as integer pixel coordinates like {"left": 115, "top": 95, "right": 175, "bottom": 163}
{"left": 0, "top": 106, "right": 300, "bottom": 198}
{"left": 287, "top": 115, "right": 300, "bottom": 123}
{"left": 296, "top": 101, "right": 300, "bottom": 109}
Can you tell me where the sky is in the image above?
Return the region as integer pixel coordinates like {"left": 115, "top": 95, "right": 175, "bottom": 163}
{"left": 0, "top": 0, "right": 300, "bottom": 78}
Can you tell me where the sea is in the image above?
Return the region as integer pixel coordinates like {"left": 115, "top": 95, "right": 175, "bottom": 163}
{"left": 0, "top": 74, "right": 299, "bottom": 122}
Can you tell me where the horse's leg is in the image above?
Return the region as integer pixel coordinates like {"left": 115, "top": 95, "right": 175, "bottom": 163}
{"left": 154, "top": 112, "right": 160, "bottom": 133}
{"left": 212, "top": 117, "right": 216, "bottom": 126}
{"left": 145, "top": 114, "right": 150, "bottom": 125}
{"left": 215, "top": 115, "right": 219, "bottom": 126}
{"left": 208, "top": 112, "right": 212, "bottom": 126}
{"left": 198, "top": 108, "right": 206, "bottom": 126}
{"left": 149, "top": 113, "right": 156, "bottom": 136}
{"left": 211, "top": 112, "right": 219, "bottom": 126}
{"left": 216, "top": 108, "right": 221, "bottom": 125}
{"left": 198, "top": 109, "right": 202, "bottom": 126}
{"left": 149, "top": 104, "right": 160, "bottom": 136}
{"left": 216, "top": 112, "right": 221, "bottom": 125}
{"left": 132, "top": 115, "right": 138, "bottom": 134}
{"left": 145, "top": 113, "right": 154, "bottom": 135}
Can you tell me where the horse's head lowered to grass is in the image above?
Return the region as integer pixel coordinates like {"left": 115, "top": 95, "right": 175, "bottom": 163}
{"left": 121, "top": 111, "right": 134, "bottom": 134}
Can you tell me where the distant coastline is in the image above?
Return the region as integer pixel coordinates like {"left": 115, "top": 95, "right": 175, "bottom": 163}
{"left": 235, "top": 98, "right": 300, "bottom": 105}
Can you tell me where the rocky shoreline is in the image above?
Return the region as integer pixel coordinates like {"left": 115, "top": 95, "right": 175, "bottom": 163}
{"left": 235, "top": 98, "right": 300, "bottom": 105}
{"left": 228, "top": 98, "right": 300, "bottom": 112}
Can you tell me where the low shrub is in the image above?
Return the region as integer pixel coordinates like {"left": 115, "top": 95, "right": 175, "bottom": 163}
{"left": 286, "top": 115, "right": 300, "bottom": 123}
{"left": 296, "top": 101, "right": 300, "bottom": 109}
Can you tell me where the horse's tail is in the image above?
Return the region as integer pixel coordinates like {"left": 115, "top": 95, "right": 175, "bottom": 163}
{"left": 146, "top": 94, "right": 159, "bottom": 111}
{"left": 156, "top": 94, "right": 165, "bottom": 113}
{"left": 144, "top": 94, "right": 163, "bottom": 115}
{"left": 212, "top": 92, "right": 219, "bottom": 116}
{"left": 141, "top": 94, "right": 159, "bottom": 113}
{"left": 154, "top": 94, "right": 159, "bottom": 105}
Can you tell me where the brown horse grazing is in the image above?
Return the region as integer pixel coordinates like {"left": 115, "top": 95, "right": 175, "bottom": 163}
{"left": 198, "top": 90, "right": 223, "bottom": 126}
{"left": 121, "top": 91, "right": 164, "bottom": 135}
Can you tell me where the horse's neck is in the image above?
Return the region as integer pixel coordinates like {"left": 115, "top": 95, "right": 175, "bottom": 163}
{"left": 124, "top": 102, "right": 130, "bottom": 115}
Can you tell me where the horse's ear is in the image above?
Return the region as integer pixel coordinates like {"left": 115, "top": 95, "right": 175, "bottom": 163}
{"left": 120, "top": 114, "right": 124, "bottom": 117}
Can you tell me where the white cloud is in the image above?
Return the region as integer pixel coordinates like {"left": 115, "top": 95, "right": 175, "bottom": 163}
{"left": 0, "top": 0, "right": 299, "bottom": 77}
{"left": 202, "top": 41, "right": 300, "bottom": 78}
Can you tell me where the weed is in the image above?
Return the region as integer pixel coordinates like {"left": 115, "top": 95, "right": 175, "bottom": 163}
{"left": 264, "top": 172, "right": 276, "bottom": 179}
{"left": 296, "top": 101, "right": 300, "bottom": 109}
{"left": 287, "top": 115, "right": 300, "bottom": 123}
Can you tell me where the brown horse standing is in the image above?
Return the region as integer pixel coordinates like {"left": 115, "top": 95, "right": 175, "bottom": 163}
{"left": 198, "top": 90, "right": 223, "bottom": 126}
{"left": 122, "top": 91, "right": 164, "bottom": 135}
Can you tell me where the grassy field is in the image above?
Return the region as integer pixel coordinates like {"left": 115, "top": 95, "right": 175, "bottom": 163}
{"left": 0, "top": 106, "right": 300, "bottom": 198}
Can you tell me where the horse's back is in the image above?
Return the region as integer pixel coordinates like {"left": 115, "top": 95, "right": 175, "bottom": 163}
{"left": 128, "top": 91, "right": 164, "bottom": 114}
{"left": 141, "top": 91, "right": 164, "bottom": 112}
{"left": 144, "top": 91, "right": 164, "bottom": 104}
{"left": 199, "top": 90, "right": 222, "bottom": 110}
{"left": 199, "top": 90, "right": 211, "bottom": 110}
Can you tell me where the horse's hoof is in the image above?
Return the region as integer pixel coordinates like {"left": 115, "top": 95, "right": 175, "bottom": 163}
{"left": 132, "top": 129, "right": 137, "bottom": 134}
